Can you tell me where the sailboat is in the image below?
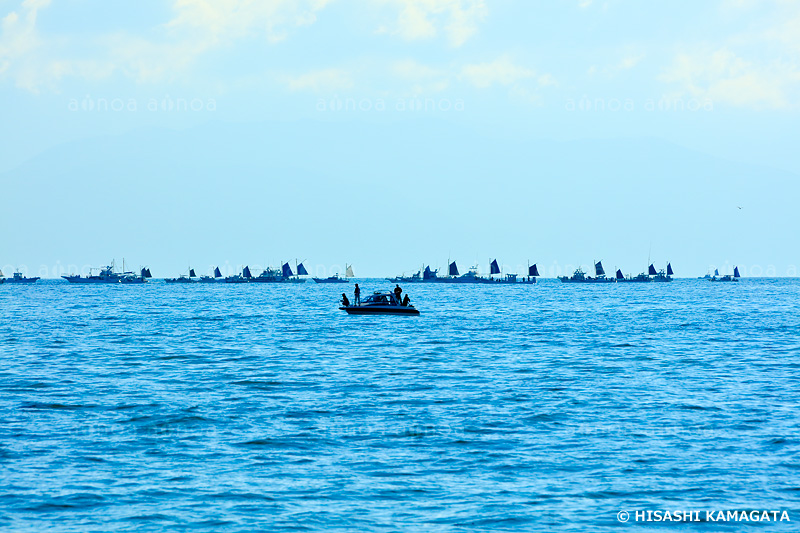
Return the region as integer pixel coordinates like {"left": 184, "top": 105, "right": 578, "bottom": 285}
{"left": 199, "top": 266, "right": 224, "bottom": 283}
{"left": 282, "top": 262, "right": 306, "bottom": 283}
{"left": 224, "top": 266, "right": 251, "bottom": 283}
{"left": 313, "top": 263, "right": 353, "bottom": 283}
{"left": 165, "top": 267, "right": 197, "bottom": 283}
{"left": 615, "top": 267, "right": 650, "bottom": 283}
{"left": 559, "top": 261, "right": 615, "bottom": 283}
{"left": 489, "top": 259, "right": 535, "bottom": 284}
{"left": 437, "top": 260, "right": 491, "bottom": 283}
{"left": 709, "top": 266, "right": 740, "bottom": 282}
{"left": 651, "top": 263, "right": 674, "bottom": 282}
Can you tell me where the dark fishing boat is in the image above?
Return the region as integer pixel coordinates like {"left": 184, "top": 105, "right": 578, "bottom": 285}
{"left": 339, "top": 291, "right": 420, "bottom": 316}
{"left": 488, "top": 259, "right": 537, "bottom": 284}
{"left": 252, "top": 266, "right": 284, "bottom": 283}
{"left": 3, "top": 270, "right": 40, "bottom": 284}
{"left": 225, "top": 266, "right": 252, "bottom": 283}
{"left": 199, "top": 267, "right": 223, "bottom": 283}
{"left": 709, "top": 266, "right": 740, "bottom": 282}
{"left": 615, "top": 268, "right": 650, "bottom": 283}
{"left": 165, "top": 268, "right": 197, "bottom": 283}
{"left": 559, "top": 261, "right": 616, "bottom": 283}
{"left": 651, "top": 263, "right": 674, "bottom": 282}
{"left": 314, "top": 264, "right": 353, "bottom": 283}
{"left": 63, "top": 261, "right": 148, "bottom": 284}
{"left": 282, "top": 262, "right": 306, "bottom": 283}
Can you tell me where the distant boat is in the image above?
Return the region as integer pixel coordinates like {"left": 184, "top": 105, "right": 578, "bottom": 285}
{"left": 251, "top": 266, "right": 285, "bottom": 283}
{"left": 487, "top": 259, "right": 536, "bottom": 284}
{"left": 3, "top": 270, "right": 40, "bottom": 284}
{"left": 709, "top": 266, "right": 740, "bottom": 282}
{"left": 282, "top": 262, "right": 306, "bottom": 283}
{"left": 615, "top": 268, "right": 650, "bottom": 283}
{"left": 165, "top": 268, "right": 197, "bottom": 284}
{"left": 651, "top": 263, "right": 674, "bottom": 282}
{"left": 224, "top": 266, "right": 251, "bottom": 283}
{"left": 199, "top": 267, "right": 223, "bottom": 283}
{"left": 438, "top": 262, "right": 492, "bottom": 284}
{"left": 313, "top": 264, "right": 353, "bottom": 283}
{"left": 62, "top": 261, "right": 147, "bottom": 284}
{"left": 388, "top": 265, "right": 428, "bottom": 282}
{"left": 559, "top": 261, "right": 615, "bottom": 283}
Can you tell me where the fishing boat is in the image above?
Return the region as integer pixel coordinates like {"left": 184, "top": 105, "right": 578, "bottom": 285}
{"left": 251, "top": 266, "right": 285, "bottom": 283}
{"left": 3, "top": 270, "right": 40, "bottom": 284}
{"left": 651, "top": 263, "right": 674, "bottom": 282}
{"left": 282, "top": 262, "right": 307, "bottom": 283}
{"left": 199, "top": 267, "right": 224, "bottom": 283}
{"left": 120, "top": 268, "right": 151, "bottom": 284}
{"left": 488, "top": 259, "right": 537, "bottom": 284}
{"left": 165, "top": 268, "right": 197, "bottom": 283}
{"left": 224, "top": 266, "right": 252, "bottom": 283}
{"left": 615, "top": 268, "right": 650, "bottom": 283}
{"left": 559, "top": 261, "right": 616, "bottom": 283}
{"left": 436, "top": 261, "right": 492, "bottom": 284}
{"left": 314, "top": 264, "right": 354, "bottom": 283}
{"left": 62, "top": 261, "right": 146, "bottom": 284}
{"left": 339, "top": 290, "right": 420, "bottom": 316}
{"left": 709, "top": 266, "right": 740, "bottom": 282}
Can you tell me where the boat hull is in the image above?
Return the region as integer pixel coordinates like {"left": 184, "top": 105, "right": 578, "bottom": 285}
{"left": 62, "top": 276, "right": 120, "bottom": 284}
{"left": 339, "top": 305, "right": 419, "bottom": 316}
{"left": 4, "top": 278, "right": 40, "bottom": 284}
{"left": 559, "top": 278, "right": 616, "bottom": 283}
{"left": 313, "top": 278, "right": 349, "bottom": 283}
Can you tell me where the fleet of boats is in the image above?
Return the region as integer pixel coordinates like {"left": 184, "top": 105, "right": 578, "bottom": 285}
{"left": 388, "top": 260, "right": 538, "bottom": 284}
{"left": 560, "top": 262, "right": 674, "bottom": 283}
{"left": 61, "top": 262, "right": 152, "bottom": 284}
{"left": 3, "top": 259, "right": 753, "bottom": 289}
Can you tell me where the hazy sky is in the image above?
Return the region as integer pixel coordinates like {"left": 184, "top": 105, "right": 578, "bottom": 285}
{"left": 1, "top": 0, "right": 798, "bottom": 277}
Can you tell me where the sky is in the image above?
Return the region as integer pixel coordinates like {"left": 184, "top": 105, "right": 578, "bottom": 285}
{"left": 1, "top": 0, "right": 799, "bottom": 278}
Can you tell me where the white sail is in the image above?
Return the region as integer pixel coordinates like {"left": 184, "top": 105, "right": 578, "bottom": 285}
{"left": 345, "top": 264, "right": 354, "bottom": 278}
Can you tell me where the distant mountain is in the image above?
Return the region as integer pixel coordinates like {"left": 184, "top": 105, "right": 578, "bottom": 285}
{"left": 1, "top": 118, "right": 796, "bottom": 277}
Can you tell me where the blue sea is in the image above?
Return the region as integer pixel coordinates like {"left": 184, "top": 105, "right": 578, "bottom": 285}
{"left": 1, "top": 279, "right": 799, "bottom": 531}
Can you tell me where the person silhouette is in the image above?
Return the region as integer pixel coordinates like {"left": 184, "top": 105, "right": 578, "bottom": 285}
{"left": 402, "top": 294, "right": 410, "bottom": 306}
{"left": 394, "top": 284, "right": 402, "bottom": 303}
{"left": 354, "top": 283, "right": 361, "bottom": 305}
{"left": 341, "top": 293, "right": 350, "bottom": 307}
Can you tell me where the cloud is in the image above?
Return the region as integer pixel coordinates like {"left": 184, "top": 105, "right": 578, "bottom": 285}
{"left": 460, "top": 56, "right": 535, "bottom": 88}
{"left": 660, "top": 47, "right": 797, "bottom": 109}
{"left": 376, "top": 0, "right": 488, "bottom": 47}
{"left": 0, "top": 0, "right": 332, "bottom": 90}
{"left": 167, "top": 0, "right": 331, "bottom": 45}
{"left": 0, "top": 0, "right": 49, "bottom": 89}
{"left": 658, "top": 0, "right": 800, "bottom": 110}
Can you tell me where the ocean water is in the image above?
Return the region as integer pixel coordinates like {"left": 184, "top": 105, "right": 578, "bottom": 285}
{"left": 1, "top": 279, "right": 799, "bottom": 531}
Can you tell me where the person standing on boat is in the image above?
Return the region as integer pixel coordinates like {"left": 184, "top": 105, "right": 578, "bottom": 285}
{"left": 402, "top": 294, "right": 410, "bottom": 307}
{"left": 341, "top": 293, "right": 350, "bottom": 307}
{"left": 394, "top": 284, "right": 402, "bottom": 303}
{"left": 354, "top": 283, "right": 361, "bottom": 305}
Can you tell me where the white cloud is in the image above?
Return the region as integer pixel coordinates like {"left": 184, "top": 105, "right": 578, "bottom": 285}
{"left": 376, "top": 0, "right": 488, "bottom": 47}
{"left": 659, "top": 0, "right": 800, "bottom": 110}
{"left": 0, "top": 0, "right": 332, "bottom": 90}
{"left": 167, "top": 0, "right": 330, "bottom": 45}
{"left": 660, "top": 47, "right": 797, "bottom": 109}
